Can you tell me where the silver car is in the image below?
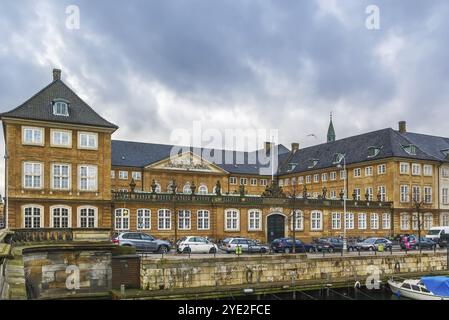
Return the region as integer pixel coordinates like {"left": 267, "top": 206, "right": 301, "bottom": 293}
{"left": 223, "top": 238, "right": 269, "bottom": 254}
{"left": 112, "top": 232, "right": 171, "bottom": 253}
{"left": 356, "top": 237, "right": 392, "bottom": 251}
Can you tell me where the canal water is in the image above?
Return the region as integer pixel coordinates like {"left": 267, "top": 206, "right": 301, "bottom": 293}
{"left": 225, "top": 286, "right": 408, "bottom": 300}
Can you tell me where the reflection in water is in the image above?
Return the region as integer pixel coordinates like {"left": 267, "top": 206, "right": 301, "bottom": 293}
{"left": 219, "top": 286, "right": 409, "bottom": 300}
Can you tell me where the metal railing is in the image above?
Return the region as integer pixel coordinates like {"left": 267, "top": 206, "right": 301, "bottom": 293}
{"left": 112, "top": 191, "right": 393, "bottom": 208}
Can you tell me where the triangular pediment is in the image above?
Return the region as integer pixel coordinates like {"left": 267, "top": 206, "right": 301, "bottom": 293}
{"left": 146, "top": 151, "right": 228, "bottom": 173}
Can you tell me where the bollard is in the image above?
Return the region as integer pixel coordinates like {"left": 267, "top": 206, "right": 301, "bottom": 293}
{"left": 120, "top": 284, "right": 126, "bottom": 297}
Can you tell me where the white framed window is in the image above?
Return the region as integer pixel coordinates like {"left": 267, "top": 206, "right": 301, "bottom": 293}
{"left": 279, "top": 180, "right": 284, "bottom": 187}
{"left": 313, "top": 174, "right": 319, "bottom": 183}
{"left": 378, "top": 185, "right": 386, "bottom": 202}
{"left": 132, "top": 171, "right": 141, "bottom": 180}
{"left": 331, "top": 212, "right": 341, "bottom": 230}
{"left": 321, "top": 173, "right": 328, "bottom": 182}
{"left": 178, "top": 210, "right": 191, "bottom": 230}
{"left": 77, "top": 206, "right": 98, "bottom": 228}
{"left": 365, "top": 166, "right": 373, "bottom": 176}
{"left": 400, "top": 162, "right": 410, "bottom": 174}
{"left": 340, "top": 170, "right": 346, "bottom": 180}
{"left": 291, "top": 210, "right": 303, "bottom": 231}
{"left": 158, "top": 209, "right": 171, "bottom": 230}
{"left": 197, "top": 210, "right": 210, "bottom": 230}
{"left": 412, "top": 186, "right": 421, "bottom": 202}
{"left": 78, "top": 132, "right": 98, "bottom": 150}
{"left": 370, "top": 213, "right": 379, "bottom": 230}
{"left": 119, "top": 171, "right": 128, "bottom": 180}
{"left": 358, "top": 213, "right": 367, "bottom": 230}
{"left": 260, "top": 179, "right": 268, "bottom": 186}
{"left": 345, "top": 212, "right": 354, "bottom": 230}
{"left": 377, "top": 164, "right": 386, "bottom": 175}
{"left": 51, "top": 163, "right": 71, "bottom": 190}
{"left": 240, "top": 178, "right": 248, "bottom": 185}
{"left": 250, "top": 178, "right": 258, "bottom": 186}
{"left": 330, "top": 172, "right": 337, "bottom": 181}
{"left": 50, "top": 205, "right": 71, "bottom": 228}
{"left": 423, "top": 165, "right": 433, "bottom": 176}
{"left": 115, "top": 208, "right": 130, "bottom": 230}
{"left": 442, "top": 188, "right": 449, "bottom": 205}
{"left": 382, "top": 213, "right": 391, "bottom": 230}
{"left": 23, "top": 205, "right": 43, "bottom": 228}
{"left": 183, "top": 183, "right": 192, "bottom": 194}
{"left": 306, "top": 175, "right": 311, "bottom": 183}
{"left": 353, "top": 168, "right": 361, "bottom": 177}
{"left": 365, "top": 187, "right": 373, "bottom": 201}
{"left": 137, "top": 209, "right": 151, "bottom": 230}
{"left": 78, "top": 165, "right": 97, "bottom": 191}
{"left": 284, "top": 178, "right": 290, "bottom": 186}
{"left": 198, "top": 184, "right": 208, "bottom": 195}
{"left": 291, "top": 177, "right": 296, "bottom": 185}
{"left": 424, "top": 186, "right": 432, "bottom": 203}
{"left": 442, "top": 168, "right": 449, "bottom": 178}
{"left": 311, "top": 211, "right": 322, "bottom": 230}
{"left": 412, "top": 213, "right": 419, "bottom": 230}
{"left": 400, "top": 185, "right": 409, "bottom": 203}
{"left": 111, "top": 170, "right": 115, "bottom": 179}
{"left": 53, "top": 101, "right": 69, "bottom": 116}
{"left": 330, "top": 190, "right": 337, "bottom": 199}
{"left": 23, "top": 162, "right": 43, "bottom": 189}
{"left": 400, "top": 213, "right": 410, "bottom": 230}
{"left": 22, "top": 126, "right": 44, "bottom": 146}
{"left": 224, "top": 209, "right": 240, "bottom": 231}
{"left": 50, "top": 129, "right": 71, "bottom": 148}
{"left": 298, "top": 176, "right": 304, "bottom": 184}
{"left": 248, "top": 209, "right": 262, "bottom": 231}
{"left": 424, "top": 213, "right": 433, "bottom": 230}
{"left": 411, "top": 163, "right": 421, "bottom": 176}
{"left": 229, "top": 177, "right": 237, "bottom": 185}
{"left": 440, "top": 213, "right": 449, "bottom": 226}
{"left": 353, "top": 188, "right": 361, "bottom": 201}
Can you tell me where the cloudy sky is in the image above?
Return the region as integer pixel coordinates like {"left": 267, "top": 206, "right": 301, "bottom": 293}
{"left": 0, "top": 0, "right": 449, "bottom": 191}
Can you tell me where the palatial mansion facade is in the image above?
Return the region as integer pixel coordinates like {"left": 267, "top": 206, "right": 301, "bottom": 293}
{"left": 1, "top": 69, "right": 449, "bottom": 243}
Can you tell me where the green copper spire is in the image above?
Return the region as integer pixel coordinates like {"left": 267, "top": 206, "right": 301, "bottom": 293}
{"left": 327, "top": 112, "right": 336, "bottom": 143}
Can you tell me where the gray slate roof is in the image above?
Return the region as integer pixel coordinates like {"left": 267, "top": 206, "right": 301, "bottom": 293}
{"left": 1, "top": 80, "right": 118, "bottom": 129}
{"left": 112, "top": 139, "right": 289, "bottom": 175}
{"left": 278, "top": 128, "right": 441, "bottom": 175}
{"left": 400, "top": 132, "right": 449, "bottom": 162}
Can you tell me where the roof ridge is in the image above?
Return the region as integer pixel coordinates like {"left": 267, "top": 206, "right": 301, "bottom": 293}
{"left": 390, "top": 129, "right": 442, "bottom": 162}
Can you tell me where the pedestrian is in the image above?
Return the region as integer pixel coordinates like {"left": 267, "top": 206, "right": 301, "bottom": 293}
{"left": 404, "top": 236, "right": 411, "bottom": 250}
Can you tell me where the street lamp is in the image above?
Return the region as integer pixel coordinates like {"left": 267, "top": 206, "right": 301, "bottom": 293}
{"left": 291, "top": 184, "right": 298, "bottom": 254}
{"left": 336, "top": 154, "right": 347, "bottom": 252}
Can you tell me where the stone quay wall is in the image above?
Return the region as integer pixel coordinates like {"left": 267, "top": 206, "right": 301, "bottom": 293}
{"left": 22, "top": 244, "right": 113, "bottom": 299}
{"left": 141, "top": 253, "right": 448, "bottom": 291}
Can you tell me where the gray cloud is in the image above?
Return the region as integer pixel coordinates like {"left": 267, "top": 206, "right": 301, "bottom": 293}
{"left": 1, "top": 0, "right": 449, "bottom": 193}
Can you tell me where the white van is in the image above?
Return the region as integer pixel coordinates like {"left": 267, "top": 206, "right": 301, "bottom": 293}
{"left": 425, "top": 226, "right": 449, "bottom": 240}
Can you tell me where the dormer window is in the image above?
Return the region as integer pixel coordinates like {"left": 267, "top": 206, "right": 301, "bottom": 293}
{"left": 287, "top": 163, "right": 297, "bottom": 172}
{"left": 367, "top": 146, "right": 381, "bottom": 158}
{"left": 307, "top": 159, "right": 319, "bottom": 169}
{"left": 402, "top": 144, "right": 417, "bottom": 155}
{"left": 332, "top": 153, "right": 345, "bottom": 164}
{"left": 441, "top": 149, "right": 449, "bottom": 159}
{"left": 52, "top": 99, "right": 69, "bottom": 116}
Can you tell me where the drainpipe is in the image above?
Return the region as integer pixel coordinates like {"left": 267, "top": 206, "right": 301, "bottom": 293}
{"left": 4, "top": 153, "right": 8, "bottom": 229}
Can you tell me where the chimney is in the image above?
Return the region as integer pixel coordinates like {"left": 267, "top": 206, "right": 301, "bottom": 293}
{"left": 264, "top": 141, "right": 272, "bottom": 155}
{"left": 398, "top": 121, "right": 407, "bottom": 134}
{"left": 53, "top": 68, "right": 61, "bottom": 81}
{"left": 291, "top": 142, "right": 299, "bottom": 153}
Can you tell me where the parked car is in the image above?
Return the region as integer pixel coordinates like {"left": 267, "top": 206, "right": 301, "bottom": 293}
{"left": 177, "top": 236, "right": 218, "bottom": 254}
{"left": 314, "top": 237, "right": 357, "bottom": 252}
{"left": 400, "top": 236, "right": 437, "bottom": 250}
{"left": 112, "top": 232, "right": 171, "bottom": 253}
{"left": 356, "top": 237, "right": 392, "bottom": 251}
{"left": 271, "top": 238, "right": 316, "bottom": 253}
{"left": 425, "top": 226, "right": 449, "bottom": 241}
{"left": 222, "top": 237, "right": 268, "bottom": 253}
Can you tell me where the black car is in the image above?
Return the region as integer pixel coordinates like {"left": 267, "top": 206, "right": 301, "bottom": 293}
{"left": 271, "top": 238, "right": 316, "bottom": 253}
{"left": 400, "top": 236, "right": 437, "bottom": 250}
{"left": 314, "top": 237, "right": 357, "bottom": 252}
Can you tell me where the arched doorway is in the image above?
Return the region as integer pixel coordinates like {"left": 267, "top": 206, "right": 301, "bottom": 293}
{"left": 267, "top": 213, "right": 286, "bottom": 243}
